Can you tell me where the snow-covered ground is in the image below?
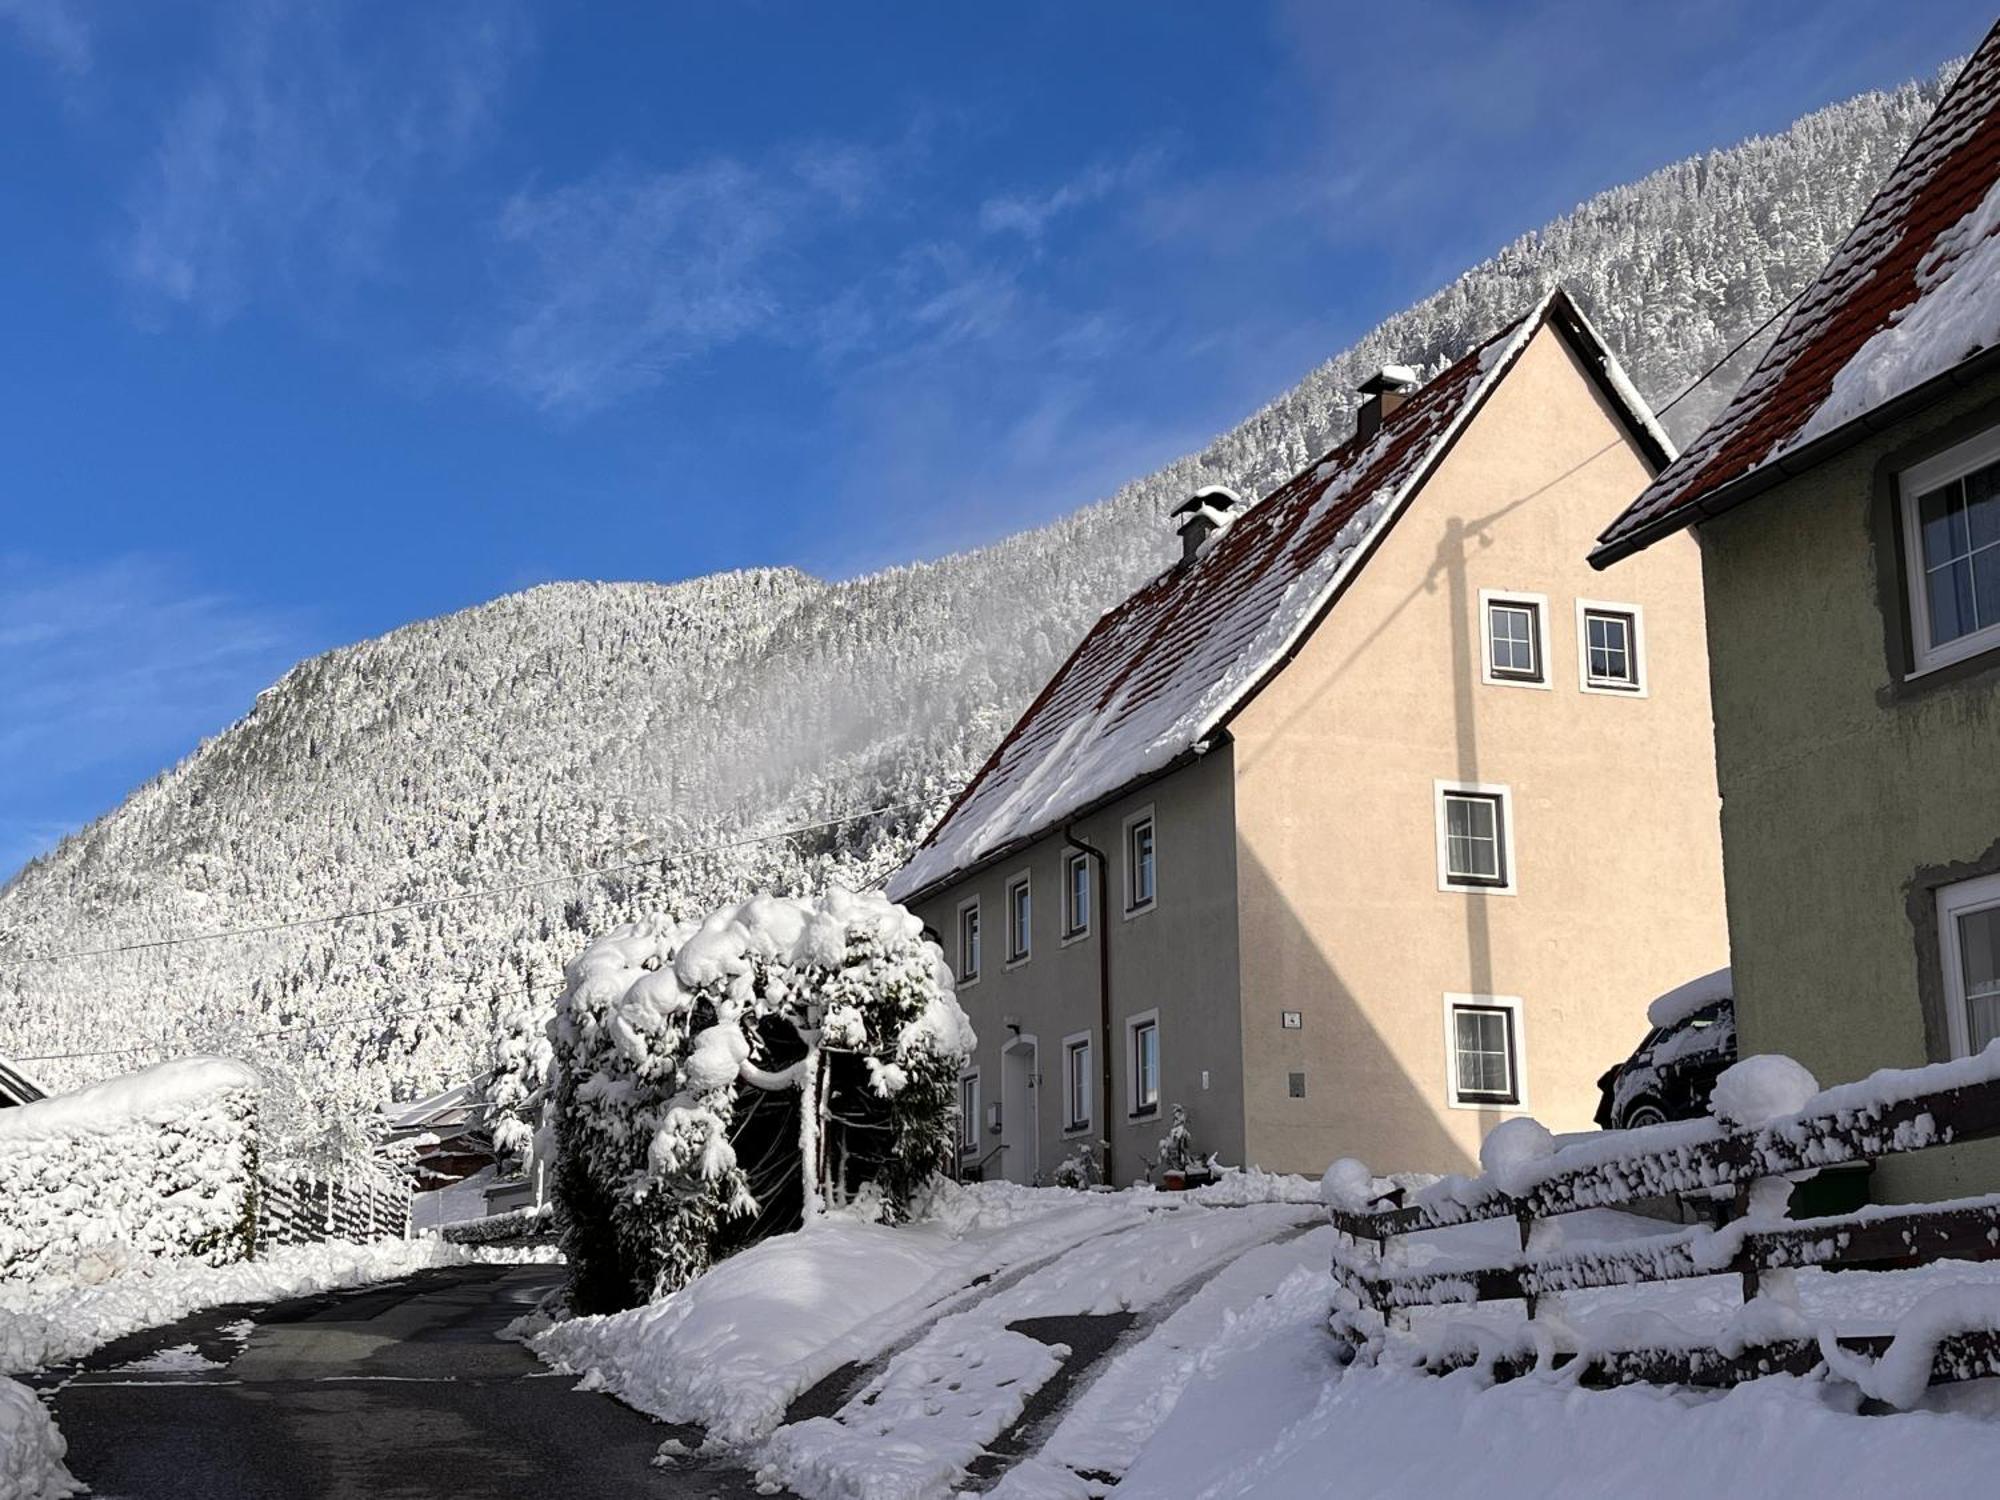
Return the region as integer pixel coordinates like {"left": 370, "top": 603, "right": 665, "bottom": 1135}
{"left": 529, "top": 1177, "right": 2000, "bottom": 1500}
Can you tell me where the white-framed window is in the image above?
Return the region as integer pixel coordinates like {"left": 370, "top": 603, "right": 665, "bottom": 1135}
{"left": 1124, "top": 808, "right": 1157, "bottom": 915}
{"left": 958, "top": 1072, "right": 981, "bottom": 1151}
{"left": 1062, "top": 1031, "right": 1093, "bottom": 1132}
{"left": 1479, "top": 590, "right": 1549, "bottom": 688}
{"left": 1433, "top": 781, "right": 1516, "bottom": 894}
{"left": 1900, "top": 426, "right": 2000, "bottom": 674}
{"left": 1575, "top": 599, "right": 1647, "bottom": 695}
{"left": 1939, "top": 872, "right": 2000, "bottom": 1059}
{"left": 1442, "top": 994, "right": 1526, "bottom": 1109}
{"left": 1006, "top": 871, "right": 1032, "bottom": 964}
{"left": 956, "top": 898, "right": 981, "bottom": 986}
{"left": 1127, "top": 1009, "right": 1160, "bottom": 1116}
{"left": 1063, "top": 851, "right": 1092, "bottom": 941}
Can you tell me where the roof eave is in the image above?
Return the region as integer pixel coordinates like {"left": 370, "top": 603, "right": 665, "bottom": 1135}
{"left": 889, "top": 739, "right": 1220, "bottom": 908}
{"left": 1592, "top": 342, "right": 2000, "bottom": 570}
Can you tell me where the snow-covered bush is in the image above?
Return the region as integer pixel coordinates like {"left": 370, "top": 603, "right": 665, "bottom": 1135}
{"left": 549, "top": 889, "right": 973, "bottom": 1312}
{"left": 0, "top": 1058, "right": 261, "bottom": 1282}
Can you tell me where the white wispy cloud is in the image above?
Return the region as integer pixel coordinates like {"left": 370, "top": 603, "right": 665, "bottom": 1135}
{"left": 470, "top": 144, "right": 896, "bottom": 414}
{"left": 120, "top": 0, "right": 526, "bottom": 320}
{"left": 0, "top": 0, "right": 88, "bottom": 75}
{"left": 977, "top": 151, "right": 1163, "bottom": 241}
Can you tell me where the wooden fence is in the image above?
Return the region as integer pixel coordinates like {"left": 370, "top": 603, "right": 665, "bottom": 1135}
{"left": 1326, "top": 1056, "right": 2000, "bottom": 1395}
{"left": 254, "top": 1172, "right": 411, "bottom": 1254}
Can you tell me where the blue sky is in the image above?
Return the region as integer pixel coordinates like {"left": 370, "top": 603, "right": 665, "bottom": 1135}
{"left": 0, "top": 0, "right": 1990, "bottom": 876}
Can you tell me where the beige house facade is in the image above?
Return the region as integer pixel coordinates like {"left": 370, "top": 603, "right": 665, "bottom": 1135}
{"left": 893, "top": 290, "right": 1730, "bottom": 1185}
{"left": 1593, "top": 36, "right": 2000, "bottom": 1204}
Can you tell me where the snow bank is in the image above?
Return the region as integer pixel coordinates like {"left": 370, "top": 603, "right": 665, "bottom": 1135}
{"left": 0, "top": 1377, "right": 77, "bottom": 1500}
{"left": 0, "top": 1236, "right": 553, "bottom": 1374}
{"left": 0, "top": 1058, "right": 261, "bottom": 1282}
{"left": 1645, "top": 966, "right": 1731, "bottom": 1030}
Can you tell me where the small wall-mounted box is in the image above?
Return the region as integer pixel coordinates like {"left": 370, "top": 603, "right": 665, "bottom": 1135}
{"left": 1280, "top": 1010, "right": 1303, "bottom": 1030}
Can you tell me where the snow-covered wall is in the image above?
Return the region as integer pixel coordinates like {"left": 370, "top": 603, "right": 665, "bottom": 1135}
{"left": 0, "top": 1058, "right": 262, "bottom": 1281}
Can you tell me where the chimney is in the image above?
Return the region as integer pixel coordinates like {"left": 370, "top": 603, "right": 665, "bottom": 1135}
{"left": 1170, "top": 486, "right": 1241, "bottom": 564}
{"left": 1354, "top": 365, "right": 1420, "bottom": 443}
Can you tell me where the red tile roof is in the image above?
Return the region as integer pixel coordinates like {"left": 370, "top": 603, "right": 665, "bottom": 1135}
{"left": 890, "top": 289, "right": 1669, "bottom": 903}
{"left": 1594, "top": 22, "right": 2000, "bottom": 564}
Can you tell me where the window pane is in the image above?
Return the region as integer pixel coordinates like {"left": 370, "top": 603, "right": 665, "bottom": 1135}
{"left": 1069, "top": 857, "right": 1090, "bottom": 931}
{"left": 1968, "top": 464, "right": 2000, "bottom": 550}
{"left": 1453, "top": 1007, "right": 1513, "bottom": 1098}
{"left": 1586, "top": 612, "right": 1634, "bottom": 684}
{"left": 1135, "top": 1023, "right": 1159, "bottom": 1107}
{"left": 1131, "top": 820, "right": 1155, "bottom": 905}
{"left": 1011, "top": 883, "right": 1030, "bottom": 956}
{"left": 1973, "top": 544, "right": 2000, "bottom": 636}
{"left": 1444, "top": 795, "right": 1500, "bottom": 880}
{"left": 1489, "top": 603, "right": 1537, "bottom": 677}
{"left": 1929, "top": 557, "right": 1977, "bottom": 645}
{"left": 1920, "top": 482, "right": 1969, "bottom": 569}
{"left": 1959, "top": 905, "right": 2000, "bottom": 1053}
{"left": 961, "top": 909, "right": 980, "bottom": 977}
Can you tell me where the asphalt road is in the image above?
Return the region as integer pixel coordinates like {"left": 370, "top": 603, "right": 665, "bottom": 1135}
{"left": 42, "top": 1263, "right": 780, "bottom": 1500}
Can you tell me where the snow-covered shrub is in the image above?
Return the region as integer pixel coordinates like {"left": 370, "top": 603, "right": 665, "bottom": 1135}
{"left": 549, "top": 889, "right": 973, "bottom": 1312}
{"left": 0, "top": 1059, "right": 261, "bottom": 1282}
{"left": 1052, "top": 1142, "right": 1098, "bottom": 1189}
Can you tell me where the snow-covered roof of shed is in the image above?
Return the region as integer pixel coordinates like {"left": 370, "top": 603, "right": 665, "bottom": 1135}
{"left": 890, "top": 288, "right": 1670, "bottom": 903}
{"left": 1593, "top": 23, "right": 2000, "bottom": 564}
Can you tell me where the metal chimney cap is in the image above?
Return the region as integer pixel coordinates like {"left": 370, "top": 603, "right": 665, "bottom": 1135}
{"left": 1171, "top": 484, "right": 1242, "bottom": 517}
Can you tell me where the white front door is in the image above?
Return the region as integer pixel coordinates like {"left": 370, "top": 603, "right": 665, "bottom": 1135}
{"left": 1001, "top": 1037, "right": 1039, "bottom": 1185}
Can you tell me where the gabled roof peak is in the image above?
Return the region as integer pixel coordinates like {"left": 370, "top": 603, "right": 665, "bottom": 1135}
{"left": 889, "top": 286, "right": 1667, "bottom": 903}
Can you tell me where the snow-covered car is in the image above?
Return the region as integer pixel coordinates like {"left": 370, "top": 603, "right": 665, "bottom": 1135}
{"left": 1593, "top": 967, "right": 1735, "bottom": 1130}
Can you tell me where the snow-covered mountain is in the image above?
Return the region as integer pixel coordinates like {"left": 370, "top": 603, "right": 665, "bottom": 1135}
{"left": 0, "top": 66, "right": 1953, "bottom": 1164}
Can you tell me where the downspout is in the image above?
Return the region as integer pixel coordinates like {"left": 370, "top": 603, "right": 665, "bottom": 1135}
{"left": 1064, "top": 823, "right": 1115, "bottom": 1186}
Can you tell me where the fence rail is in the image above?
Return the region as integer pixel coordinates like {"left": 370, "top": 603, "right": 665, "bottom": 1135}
{"left": 255, "top": 1172, "right": 411, "bottom": 1253}
{"left": 1329, "top": 1053, "right": 2000, "bottom": 1400}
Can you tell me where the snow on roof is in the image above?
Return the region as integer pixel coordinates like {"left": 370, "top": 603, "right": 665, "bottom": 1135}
{"left": 0, "top": 1057, "right": 261, "bottom": 1143}
{"left": 1644, "top": 965, "right": 1732, "bottom": 1030}
{"left": 1594, "top": 23, "right": 2000, "bottom": 563}
{"left": 891, "top": 288, "right": 1670, "bottom": 902}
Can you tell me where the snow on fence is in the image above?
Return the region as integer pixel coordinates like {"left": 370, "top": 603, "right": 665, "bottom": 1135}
{"left": 0, "top": 1057, "right": 261, "bottom": 1281}
{"left": 253, "top": 1172, "right": 411, "bottom": 1254}
{"left": 1326, "top": 1046, "right": 2000, "bottom": 1402}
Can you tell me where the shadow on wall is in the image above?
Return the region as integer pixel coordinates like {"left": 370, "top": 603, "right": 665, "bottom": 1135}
{"left": 1238, "top": 844, "right": 1494, "bottom": 1178}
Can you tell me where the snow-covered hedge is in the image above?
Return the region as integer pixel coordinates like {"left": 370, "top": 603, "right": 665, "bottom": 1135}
{"left": 0, "top": 1058, "right": 261, "bottom": 1282}
{"left": 551, "top": 889, "right": 974, "bottom": 1311}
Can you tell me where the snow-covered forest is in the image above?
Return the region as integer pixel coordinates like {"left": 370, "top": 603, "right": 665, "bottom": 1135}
{"left": 0, "top": 65, "right": 1954, "bottom": 1165}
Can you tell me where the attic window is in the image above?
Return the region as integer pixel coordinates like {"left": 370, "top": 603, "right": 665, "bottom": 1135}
{"left": 1479, "top": 591, "right": 1548, "bottom": 688}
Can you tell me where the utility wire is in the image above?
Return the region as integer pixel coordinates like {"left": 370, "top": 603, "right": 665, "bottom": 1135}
{"left": 1651, "top": 289, "right": 1801, "bottom": 418}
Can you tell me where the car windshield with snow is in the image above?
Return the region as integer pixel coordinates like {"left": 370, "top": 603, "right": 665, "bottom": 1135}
{"left": 1594, "top": 966, "right": 1736, "bottom": 1130}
